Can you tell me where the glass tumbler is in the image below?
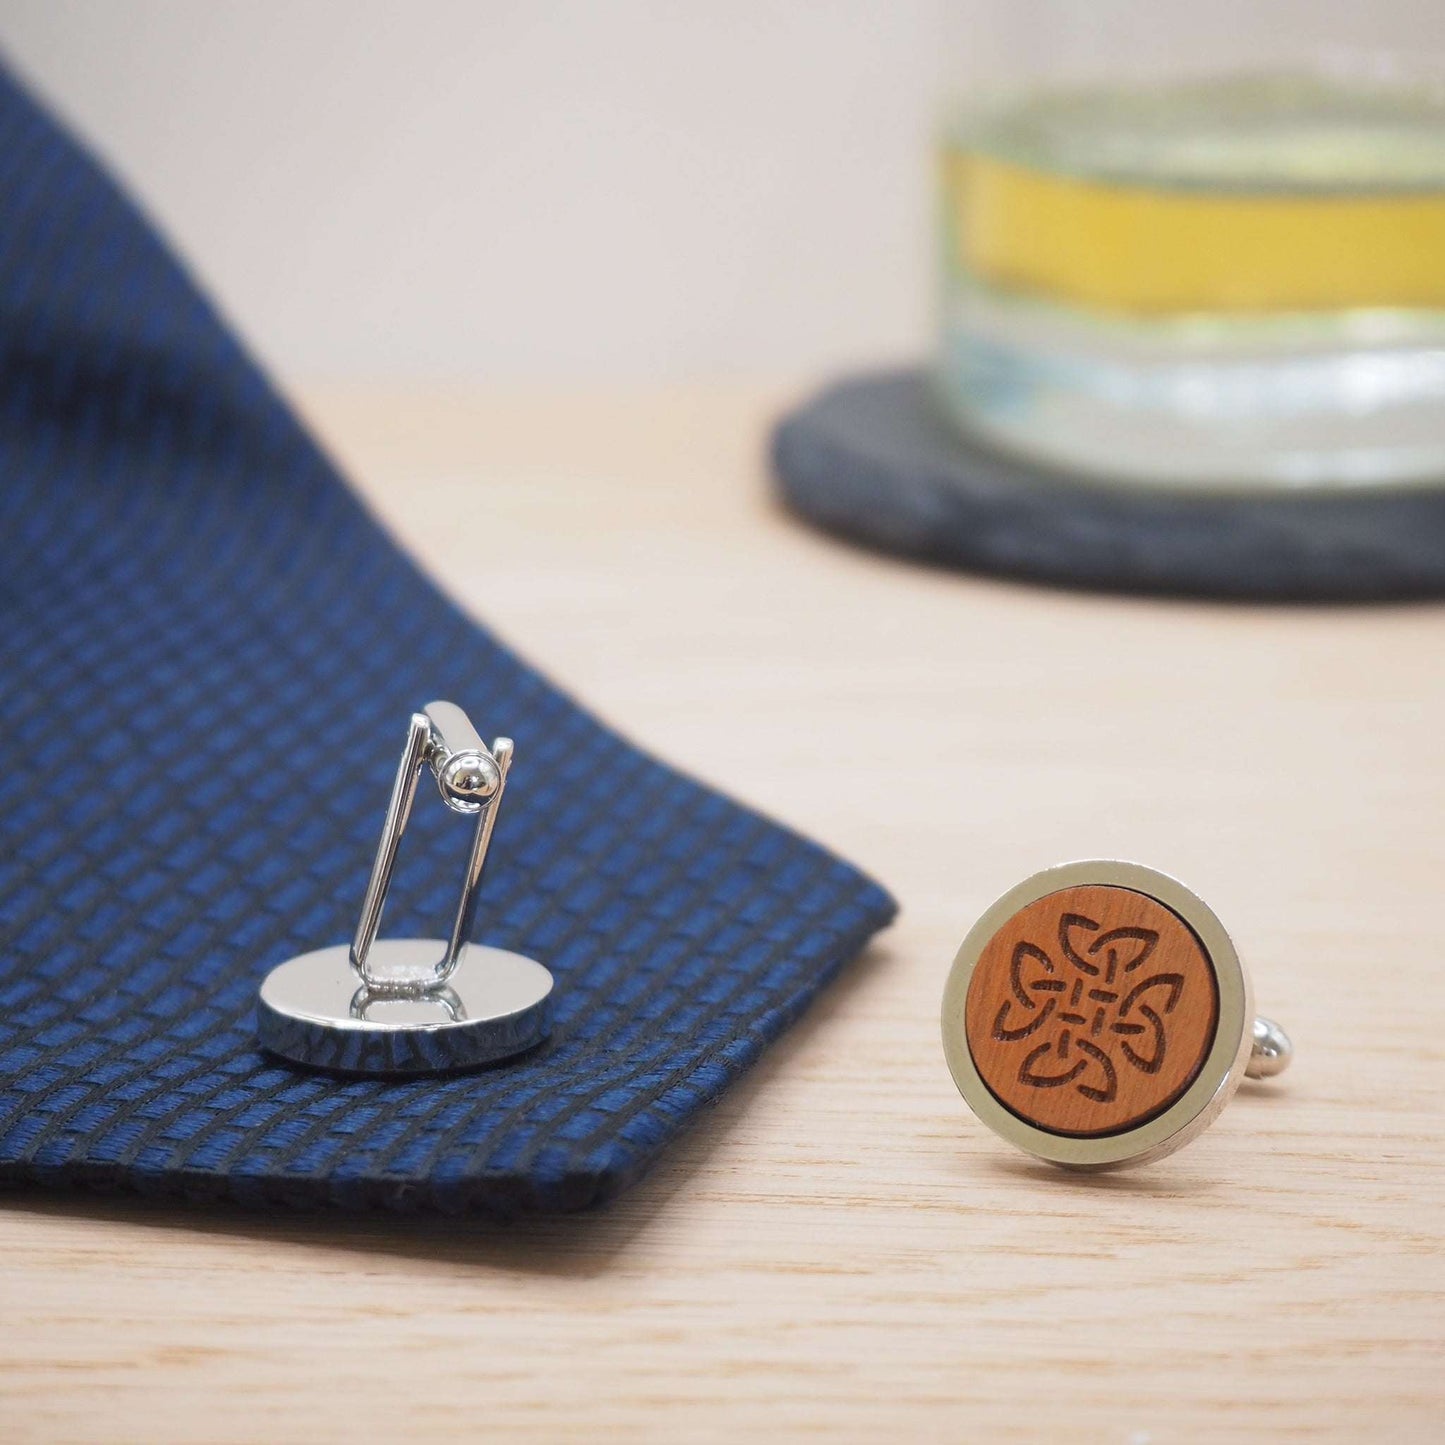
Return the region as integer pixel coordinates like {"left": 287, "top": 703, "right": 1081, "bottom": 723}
{"left": 937, "top": 1, "right": 1445, "bottom": 487}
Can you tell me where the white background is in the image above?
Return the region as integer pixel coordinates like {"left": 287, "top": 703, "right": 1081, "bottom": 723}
{"left": 0, "top": 1, "right": 1436, "bottom": 386}
{"left": 0, "top": 2, "right": 941, "bottom": 385}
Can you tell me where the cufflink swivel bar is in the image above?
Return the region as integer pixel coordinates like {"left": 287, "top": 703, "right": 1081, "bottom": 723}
{"left": 257, "top": 701, "right": 553, "bottom": 1076}
{"left": 352, "top": 701, "right": 513, "bottom": 993}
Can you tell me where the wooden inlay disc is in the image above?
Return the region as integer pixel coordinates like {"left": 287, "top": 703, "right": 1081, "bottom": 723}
{"left": 964, "top": 885, "right": 1219, "bottom": 1138}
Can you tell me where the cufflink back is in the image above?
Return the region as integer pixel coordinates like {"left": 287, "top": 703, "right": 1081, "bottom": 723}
{"left": 941, "top": 861, "right": 1290, "bottom": 1170}
{"left": 257, "top": 700, "right": 553, "bottom": 1076}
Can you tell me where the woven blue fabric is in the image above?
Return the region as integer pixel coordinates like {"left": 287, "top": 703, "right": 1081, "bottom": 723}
{"left": 0, "top": 66, "right": 895, "bottom": 1214}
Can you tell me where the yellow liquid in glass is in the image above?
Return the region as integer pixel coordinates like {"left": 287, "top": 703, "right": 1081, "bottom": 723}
{"left": 942, "top": 76, "right": 1445, "bottom": 316}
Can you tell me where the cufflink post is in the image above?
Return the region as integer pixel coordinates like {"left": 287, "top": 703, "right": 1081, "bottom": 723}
{"left": 1246, "top": 1016, "right": 1292, "bottom": 1079}
{"left": 257, "top": 701, "right": 553, "bottom": 1075}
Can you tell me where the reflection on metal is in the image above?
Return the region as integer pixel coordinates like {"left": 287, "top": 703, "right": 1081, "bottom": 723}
{"left": 257, "top": 702, "right": 553, "bottom": 1076}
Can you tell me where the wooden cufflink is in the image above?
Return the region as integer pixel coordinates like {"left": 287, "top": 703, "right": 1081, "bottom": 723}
{"left": 941, "top": 861, "right": 1291, "bottom": 1170}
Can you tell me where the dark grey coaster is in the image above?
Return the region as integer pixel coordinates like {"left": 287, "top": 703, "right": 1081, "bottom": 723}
{"left": 772, "top": 368, "right": 1445, "bottom": 601}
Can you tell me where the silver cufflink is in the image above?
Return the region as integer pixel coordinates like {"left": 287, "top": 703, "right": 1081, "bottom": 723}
{"left": 257, "top": 700, "right": 554, "bottom": 1075}
{"left": 942, "top": 861, "right": 1291, "bottom": 1170}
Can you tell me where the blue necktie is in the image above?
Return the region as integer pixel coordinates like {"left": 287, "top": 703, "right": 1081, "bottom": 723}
{"left": 0, "top": 64, "right": 895, "bottom": 1214}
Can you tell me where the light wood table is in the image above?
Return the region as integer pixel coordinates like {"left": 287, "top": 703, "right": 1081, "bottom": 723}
{"left": 5, "top": 385, "right": 1444, "bottom": 1442}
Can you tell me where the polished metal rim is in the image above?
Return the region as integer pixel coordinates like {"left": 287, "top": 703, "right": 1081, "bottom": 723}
{"left": 941, "top": 860, "right": 1253, "bottom": 1170}
{"left": 258, "top": 940, "right": 553, "bottom": 1075}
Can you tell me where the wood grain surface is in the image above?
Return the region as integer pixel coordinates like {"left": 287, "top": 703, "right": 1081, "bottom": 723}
{"left": 3, "top": 383, "right": 1443, "bottom": 1443}
{"left": 962, "top": 884, "right": 1220, "bottom": 1137}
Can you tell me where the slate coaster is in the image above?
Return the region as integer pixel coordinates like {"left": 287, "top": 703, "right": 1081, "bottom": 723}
{"left": 773, "top": 369, "right": 1445, "bottom": 601}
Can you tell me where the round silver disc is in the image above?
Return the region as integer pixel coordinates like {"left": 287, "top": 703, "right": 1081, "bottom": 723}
{"left": 257, "top": 940, "right": 553, "bottom": 1076}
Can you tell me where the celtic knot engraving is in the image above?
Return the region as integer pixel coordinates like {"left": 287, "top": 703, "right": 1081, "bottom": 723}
{"left": 989, "top": 911, "right": 1186, "bottom": 1106}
